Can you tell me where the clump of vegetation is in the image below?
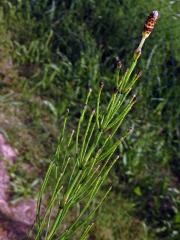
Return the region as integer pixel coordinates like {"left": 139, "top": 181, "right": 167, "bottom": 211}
{"left": 0, "top": 1, "right": 179, "bottom": 239}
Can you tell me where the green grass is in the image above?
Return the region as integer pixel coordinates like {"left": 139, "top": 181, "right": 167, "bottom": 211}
{"left": 0, "top": 1, "right": 179, "bottom": 239}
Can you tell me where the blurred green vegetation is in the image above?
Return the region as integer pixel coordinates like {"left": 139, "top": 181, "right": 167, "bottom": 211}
{"left": 0, "top": 0, "right": 180, "bottom": 239}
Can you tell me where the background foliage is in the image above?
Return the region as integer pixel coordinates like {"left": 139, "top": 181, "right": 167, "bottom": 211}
{"left": 0, "top": 0, "right": 180, "bottom": 239}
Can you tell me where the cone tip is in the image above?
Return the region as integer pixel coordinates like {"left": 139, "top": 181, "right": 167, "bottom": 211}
{"left": 152, "top": 10, "right": 159, "bottom": 18}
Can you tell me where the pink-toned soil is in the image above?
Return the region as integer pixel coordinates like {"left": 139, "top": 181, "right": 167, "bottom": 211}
{"left": 0, "top": 134, "right": 36, "bottom": 240}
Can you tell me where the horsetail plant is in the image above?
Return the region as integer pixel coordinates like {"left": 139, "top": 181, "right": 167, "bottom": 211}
{"left": 35, "top": 11, "right": 158, "bottom": 240}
